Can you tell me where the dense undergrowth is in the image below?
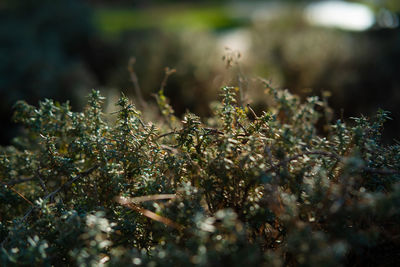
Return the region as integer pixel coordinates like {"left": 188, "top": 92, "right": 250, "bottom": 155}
{"left": 1, "top": 78, "right": 399, "bottom": 266}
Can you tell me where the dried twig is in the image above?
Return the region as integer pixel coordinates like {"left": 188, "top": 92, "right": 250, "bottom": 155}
{"left": 156, "top": 131, "right": 179, "bottom": 140}
{"left": 203, "top": 127, "right": 224, "bottom": 135}
{"left": 3, "top": 176, "right": 35, "bottom": 186}
{"left": 116, "top": 195, "right": 183, "bottom": 230}
{"left": 1, "top": 165, "right": 99, "bottom": 248}
{"left": 0, "top": 182, "right": 33, "bottom": 206}
{"left": 117, "top": 194, "right": 176, "bottom": 204}
{"left": 42, "top": 165, "right": 99, "bottom": 202}
{"left": 160, "top": 67, "right": 176, "bottom": 93}
{"left": 247, "top": 104, "right": 258, "bottom": 119}
{"left": 36, "top": 174, "right": 48, "bottom": 194}
{"left": 128, "top": 57, "right": 147, "bottom": 109}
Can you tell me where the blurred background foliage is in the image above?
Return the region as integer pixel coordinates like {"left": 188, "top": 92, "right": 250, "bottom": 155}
{"left": 1, "top": 0, "right": 400, "bottom": 144}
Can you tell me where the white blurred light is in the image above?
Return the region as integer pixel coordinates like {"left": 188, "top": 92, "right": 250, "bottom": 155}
{"left": 306, "top": 0, "right": 375, "bottom": 31}
{"left": 218, "top": 29, "right": 251, "bottom": 53}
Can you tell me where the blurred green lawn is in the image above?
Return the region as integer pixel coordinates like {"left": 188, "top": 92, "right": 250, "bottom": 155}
{"left": 94, "top": 4, "right": 243, "bottom": 37}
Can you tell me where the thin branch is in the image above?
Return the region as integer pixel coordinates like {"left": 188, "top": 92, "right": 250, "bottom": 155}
{"left": 42, "top": 165, "right": 99, "bottom": 202}
{"left": 156, "top": 127, "right": 223, "bottom": 141}
{"left": 264, "top": 145, "right": 275, "bottom": 168}
{"left": 236, "top": 120, "right": 248, "bottom": 136}
{"left": 1, "top": 165, "right": 99, "bottom": 248}
{"left": 116, "top": 194, "right": 176, "bottom": 204}
{"left": 160, "top": 67, "right": 176, "bottom": 93}
{"left": 0, "top": 183, "right": 33, "bottom": 206}
{"left": 265, "top": 150, "right": 341, "bottom": 174}
{"left": 363, "top": 167, "right": 400, "bottom": 175}
{"left": 137, "top": 118, "right": 149, "bottom": 131}
{"left": 128, "top": 57, "right": 147, "bottom": 109}
{"left": 264, "top": 150, "right": 399, "bottom": 176}
{"left": 203, "top": 127, "right": 224, "bottom": 135}
{"left": 116, "top": 196, "right": 183, "bottom": 230}
{"left": 37, "top": 175, "right": 48, "bottom": 194}
{"left": 3, "top": 176, "right": 35, "bottom": 186}
{"left": 156, "top": 131, "right": 179, "bottom": 140}
{"left": 153, "top": 67, "right": 177, "bottom": 130}
{"left": 247, "top": 104, "right": 258, "bottom": 119}
{"left": 159, "top": 144, "right": 179, "bottom": 154}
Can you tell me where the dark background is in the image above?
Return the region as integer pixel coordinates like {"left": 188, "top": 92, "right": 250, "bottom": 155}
{"left": 1, "top": 0, "right": 399, "bottom": 144}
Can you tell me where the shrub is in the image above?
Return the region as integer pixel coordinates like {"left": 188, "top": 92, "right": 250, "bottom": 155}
{"left": 0, "top": 79, "right": 399, "bottom": 266}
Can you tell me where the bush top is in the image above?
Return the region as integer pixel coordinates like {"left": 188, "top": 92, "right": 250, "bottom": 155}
{"left": 1, "top": 82, "right": 399, "bottom": 266}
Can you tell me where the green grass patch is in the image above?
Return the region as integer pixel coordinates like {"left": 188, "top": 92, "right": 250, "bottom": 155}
{"left": 94, "top": 4, "right": 241, "bottom": 38}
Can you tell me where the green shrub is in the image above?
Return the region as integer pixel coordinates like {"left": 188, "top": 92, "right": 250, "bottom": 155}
{"left": 1, "top": 79, "right": 399, "bottom": 266}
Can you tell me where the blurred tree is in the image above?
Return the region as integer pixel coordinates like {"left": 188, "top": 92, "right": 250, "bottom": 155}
{"left": 357, "top": 0, "right": 400, "bottom": 12}
{"left": 0, "top": 0, "right": 98, "bottom": 144}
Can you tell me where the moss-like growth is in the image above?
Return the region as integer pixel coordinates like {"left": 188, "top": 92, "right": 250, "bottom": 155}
{"left": 1, "top": 80, "right": 399, "bottom": 266}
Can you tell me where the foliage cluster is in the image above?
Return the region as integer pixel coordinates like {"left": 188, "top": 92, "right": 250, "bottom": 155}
{"left": 0, "top": 80, "right": 399, "bottom": 266}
